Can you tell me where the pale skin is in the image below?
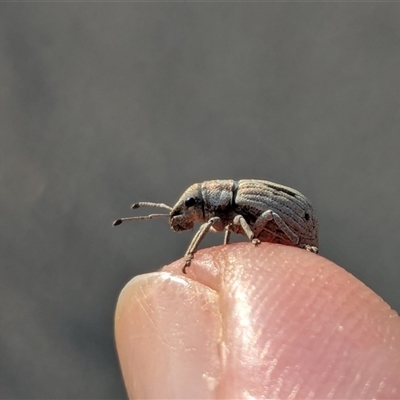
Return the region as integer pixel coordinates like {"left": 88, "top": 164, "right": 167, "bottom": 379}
{"left": 115, "top": 243, "right": 400, "bottom": 399}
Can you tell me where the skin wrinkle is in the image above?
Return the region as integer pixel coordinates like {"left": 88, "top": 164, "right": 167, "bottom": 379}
{"left": 268, "top": 343, "right": 288, "bottom": 398}
{"left": 306, "top": 389, "right": 315, "bottom": 400}
{"left": 288, "top": 381, "right": 301, "bottom": 399}
{"left": 252, "top": 281, "right": 283, "bottom": 327}
{"left": 389, "top": 321, "right": 400, "bottom": 347}
{"left": 345, "top": 365, "right": 366, "bottom": 398}
{"left": 218, "top": 256, "right": 251, "bottom": 396}
{"left": 257, "top": 257, "right": 356, "bottom": 397}
{"left": 360, "top": 377, "right": 372, "bottom": 398}
{"left": 300, "top": 317, "right": 344, "bottom": 393}
{"left": 331, "top": 373, "right": 346, "bottom": 399}
{"left": 236, "top": 260, "right": 300, "bottom": 393}
{"left": 136, "top": 286, "right": 159, "bottom": 333}
{"left": 271, "top": 373, "right": 284, "bottom": 398}
{"left": 251, "top": 290, "right": 274, "bottom": 334}
{"left": 252, "top": 325, "right": 267, "bottom": 363}
{"left": 346, "top": 371, "right": 362, "bottom": 397}
{"left": 226, "top": 257, "right": 272, "bottom": 371}
{"left": 277, "top": 352, "right": 304, "bottom": 397}
{"left": 267, "top": 277, "right": 304, "bottom": 347}
{"left": 302, "top": 277, "right": 332, "bottom": 313}
{"left": 258, "top": 337, "right": 272, "bottom": 361}
{"left": 233, "top": 301, "right": 255, "bottom": 361}
{"left": 340, "top": 311, "right": 366, "bottom": 349}
{"left": 373, "top": 374, "right": 393, "bottom": 397}
{"left": 254, "top": 277, "right": 282, "bottom": 309}
{"left": 306, "top": 296, "right": 344, "bottom": 382}
{"left": 376, "top": 379, "right": 386, "bottom": 397}
{"left": 337, "top": 338, "right": 376, "bottom": 395}
{"left": 303, "top": 305, "right": 341, "bottom": 348}
{"left": 139, "top": 281, "right": 173, "bottom": 351}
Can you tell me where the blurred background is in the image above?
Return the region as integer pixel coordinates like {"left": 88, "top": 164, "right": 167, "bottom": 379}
{"left": 1, "top": 3, "right": 400, "bottom": 398}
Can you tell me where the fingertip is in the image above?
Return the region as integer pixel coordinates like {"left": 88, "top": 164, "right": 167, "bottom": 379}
{"left": 115, "top": 271, "right": 221, "bottom": 399}
{"left": 116, "top": 243, "right": 400, "bottom": 399}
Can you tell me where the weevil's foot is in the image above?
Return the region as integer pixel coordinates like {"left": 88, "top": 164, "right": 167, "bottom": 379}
{"left": 251, "top": 238, "right": 261, "bottom": 246}
{"left": 303, "top": 245, "right": 319, "bottom": 254}
{"left": 182, "top": 255, "right": 193, "bottom": 274}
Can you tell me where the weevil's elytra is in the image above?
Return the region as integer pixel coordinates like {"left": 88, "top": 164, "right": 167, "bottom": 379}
{"left": 113, "top": 179, "right": 319, "bottom": 273}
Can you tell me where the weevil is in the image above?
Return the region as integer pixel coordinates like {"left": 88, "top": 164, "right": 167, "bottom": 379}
{"left": 113, "top": 179, "right": 319, "bottom": 273}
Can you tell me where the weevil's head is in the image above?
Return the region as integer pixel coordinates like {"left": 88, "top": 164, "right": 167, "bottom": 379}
{"left": 169, "top": 183, "right": 205, "bottom": 231}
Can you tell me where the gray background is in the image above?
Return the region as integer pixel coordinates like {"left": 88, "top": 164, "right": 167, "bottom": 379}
{"left": 1, "top": 3, "right": 399, "bottom": 399}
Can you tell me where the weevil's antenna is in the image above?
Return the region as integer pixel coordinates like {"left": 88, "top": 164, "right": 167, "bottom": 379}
{"left": 113, "top": 214, "right": 170, "bottom": 226}
{"left": 131, "top": 202, "right": 172, "bottom": 211}
{"left": 112, "top": 202, "right": 173, "bottom": 226}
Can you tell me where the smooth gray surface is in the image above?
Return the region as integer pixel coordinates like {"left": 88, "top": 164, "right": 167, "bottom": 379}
{"left": 1, "top": 3, "right": 399, "bottom": 399}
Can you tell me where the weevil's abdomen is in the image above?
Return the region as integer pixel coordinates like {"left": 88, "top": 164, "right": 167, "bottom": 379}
{"left": 233, "top": 179, "right": 318, "bottom": 248}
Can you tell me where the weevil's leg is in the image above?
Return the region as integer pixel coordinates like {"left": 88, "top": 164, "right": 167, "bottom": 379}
{"left": 253, "top": 210, "right": 299, "bottom": 245}
{"left": 232, "top": 215, "right": 261, "bottom": 245}
{"left": 183, "top": 217, "right": 223, "bottom": 274}
{"left": 301, "top": 244, "right": 319, "bottom": 254}
{"left": 223, "top": 225, "right": 232, "bottom": 245}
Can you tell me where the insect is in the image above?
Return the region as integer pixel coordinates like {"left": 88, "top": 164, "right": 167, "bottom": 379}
{"left": 113, "top": 179, "right": 319, "bottom": 274}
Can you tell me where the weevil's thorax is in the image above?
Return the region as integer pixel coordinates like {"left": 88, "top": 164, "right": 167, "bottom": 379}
{"left": 200, "top": 179, "right": 237, "bottom": 224}
{"left": 169, "top": 183, "right": 205, "bottom": 231}
{"left": 169, "top": 180, "right": 238, "bottom": 232}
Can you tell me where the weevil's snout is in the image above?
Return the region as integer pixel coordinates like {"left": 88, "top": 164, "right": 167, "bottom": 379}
{"left": 170, "top": 212, "right": 195, "bottom": 231}
{"left": 169, "top": 203, "right": 200, "bottom": 231}
{"left": 169, "top": 183, "right": 204, "bottom": 231}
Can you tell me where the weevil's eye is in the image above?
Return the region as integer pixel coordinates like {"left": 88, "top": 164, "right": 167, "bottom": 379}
{"left": 184, "top": 197, "right": 196, "bottom": 207}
